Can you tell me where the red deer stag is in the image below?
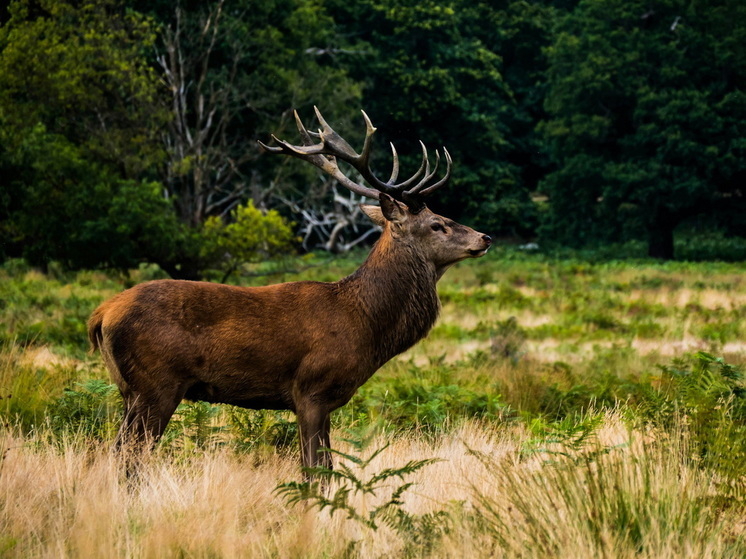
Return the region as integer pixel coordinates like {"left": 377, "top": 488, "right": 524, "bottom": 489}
{"left": 88, "top": 108, "right": 492, "bottom": 470}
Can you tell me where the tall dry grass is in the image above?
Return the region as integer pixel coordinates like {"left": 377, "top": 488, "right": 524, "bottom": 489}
{"left": 2, "top": 258, "right": 746, "bottom": 556}
{"left": 1, "top": 414, "right": 743, "bottom": 558}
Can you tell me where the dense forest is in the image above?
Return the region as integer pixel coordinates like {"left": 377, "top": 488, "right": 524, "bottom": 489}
{"left": 1, "top": 0, "right": 744, "bottom": 278}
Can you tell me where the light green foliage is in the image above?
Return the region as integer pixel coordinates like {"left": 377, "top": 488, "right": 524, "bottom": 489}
{"left": 521, "top": 412, "right": 615, "bottom": 464}
{"left": 159, "top": 402, "right": 298, "bottom": 455}
{"left": 345, "top": 358, "right": 509, "bottom": 437}
{"left": 228, "top": 408, "right": 298, "bottom": 454}
{"left": 200, "top": 201, "right": 296, "bottom": 282}
{"left": 155, "top": 401, "right": 300, "bottom": 455}
{"left": 161, "top": 401, "right": 224, "bottom": 450}
{"left": 47, "top": 380, "right": 120, "bottom": 441}
{"left": 0, "top": 262, "right": 120, "bottom": 352}
{"left": 0, "top": 341, "right": 78, "bottom": 429}
{"left": 471, "top": 429, "right": 730, "bottom": 557}
{"left": 276, "top": 432, "right": 448, "bottom": 553}
{"left": 645, "top": 352, "right": 746, "bottom": 491}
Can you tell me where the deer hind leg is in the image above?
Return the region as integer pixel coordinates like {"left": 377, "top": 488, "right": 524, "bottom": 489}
{"left": 296, "top": 402, "right": 332, "bottom": 474}
{"left": 114, "top": 382, "right": 186, "bottom": 452}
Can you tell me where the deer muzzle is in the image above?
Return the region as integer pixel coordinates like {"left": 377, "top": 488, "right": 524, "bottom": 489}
{"left": 467, "top": 234, "right": 492, "bottom": 257}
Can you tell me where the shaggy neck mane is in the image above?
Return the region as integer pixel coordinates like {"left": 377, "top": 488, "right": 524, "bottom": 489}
{"left": 338, "top": 228, "right": 441, "bottom": 366}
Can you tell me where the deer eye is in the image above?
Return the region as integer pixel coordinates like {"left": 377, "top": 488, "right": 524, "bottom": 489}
{"left": 431, "top": 223, "right": 446, "bottom": 233}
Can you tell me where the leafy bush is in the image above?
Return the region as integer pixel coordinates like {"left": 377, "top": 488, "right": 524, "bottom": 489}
{"left": 276, "top": 433, "right": 449, "bottom": 556}
{"left": 161, "top": 401, "right": 225, "bottom": 450}
{"left": 698, "top": 321, "right": 742, "bottom": 347}
{"left": 158, "top": 403, "right": 300, "bottom": 456}
{"left": 228, "top": 408, "right": 298, "bottom": 454}
{"left": 674, "top": 231, "right": 746, "bottom": 262}
{"left": 639, "top": 352, "right": 746, "bottom": 489}
{"left": 488, "top": 316, "right": 527, "bottom": 361}
{"left": 200, "top": 201, "right": 296, "bottom": 282}
{"left": 347, "top": 361, "right": 510, "bottom": 437}
{"left": 47, "top": 379, "right": 120, "bottom": 440}
{"left": 521, "top": 412, "right": 614, "bottom": 464}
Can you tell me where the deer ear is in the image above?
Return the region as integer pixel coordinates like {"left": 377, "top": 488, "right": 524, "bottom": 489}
{"left": 378, "top": 193, "right": 408, "bottom": 224}
{"left": 361, "top": 194, "right": 408, "bottom": 226}
{"left": 360, "top": 204, "right": 386, "bottom": 226}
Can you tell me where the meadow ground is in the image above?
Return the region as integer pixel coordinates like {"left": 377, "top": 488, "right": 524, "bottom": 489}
{"left": 1, "top": 250, "right": 745, "bottom": 557}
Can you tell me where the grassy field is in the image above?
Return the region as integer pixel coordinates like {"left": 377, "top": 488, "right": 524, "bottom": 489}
{"left": 1, "top": 250, "right": 746, "bottom": 557}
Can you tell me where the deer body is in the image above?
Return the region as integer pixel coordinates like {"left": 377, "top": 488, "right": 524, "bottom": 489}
{"left": 89, "top": 110, "right": 491, "bottom": 470}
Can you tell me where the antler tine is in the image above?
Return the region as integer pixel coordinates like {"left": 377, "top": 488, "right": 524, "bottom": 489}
{"left": 256, "top": 110, "right": 325, "bottom": 155}
{"left": 313, "top": 106, "right": 361, "bottom": 162}
{"left": 381, "top": 141, "right": 428, "bottom": 192}
{"left": 405, "top": 148, "right": 440, "bottom": 196}
{"left": 411, "top": 147, "right": 452, "bottom": 198}
{"left": 300, "top": 108, "right": 449, "bottom": 200}
{"left": 358, "top": 110, "right": 377, "bottom": 172}
{"left": 256, "top": 135, "right": 285, "bottom": 154}
{"left": 294, "top": 109, "right": 318, "bottom": 146}
{"left": 324, "top": 108, "right": 395, "bottom": 194}
{"left": 311, "top": 108, "right": 407, "bottom": 195}
{"left": 387, "top": 143, "right": 400, "bottom": 184}
{"left": 259, "top": 134, "right": 323, "bottom": 156}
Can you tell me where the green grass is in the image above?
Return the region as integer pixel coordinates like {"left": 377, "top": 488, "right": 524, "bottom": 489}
{"left": 1, "top": 251, "right": 745, "bottom": 556}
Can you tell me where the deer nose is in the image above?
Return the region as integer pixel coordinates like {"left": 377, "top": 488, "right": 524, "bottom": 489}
{"left": 482, "top": 234, "right": 492, "bottom": 245}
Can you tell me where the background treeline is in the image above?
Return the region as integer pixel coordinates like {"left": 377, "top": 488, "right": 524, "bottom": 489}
{"left": 1, "top": 0, "right": 744, "bottom": 279}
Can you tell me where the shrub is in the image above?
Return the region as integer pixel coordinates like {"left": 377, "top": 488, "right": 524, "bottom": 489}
{"left": 47, "top": 379, "right": 120, "bottom": 440}
{"left": 640, "top": 352, "right": 746, "bottom": 489}
{"left": 488, "top": 317, "right": 527, "bottom": 361}
{"left": 276, "top": 433, "right": 448, "bottom": 556}
{"left": 200, "top": 200, "right": 296, "bottom": 282}
{"left": 347, "top": 361, "right": 510, "bottom": 437}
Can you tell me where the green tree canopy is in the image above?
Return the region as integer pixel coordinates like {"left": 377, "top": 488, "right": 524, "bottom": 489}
{"left": 0, "top": 0, "right": 185, "bottom": 271}
{"left": 2, "top": 0, "right": 744, "bottom": 272}
{"left": 0, "top": 0, "right": 165, "bottom": 175}
{"left": 320, "top": 0, "right": 556, "bottom": 236}
{"left": 0, "top": 0, "right": 359, "bottom": 276}
{"left": 540, "top": 0, "right": 746, "bottom": 258}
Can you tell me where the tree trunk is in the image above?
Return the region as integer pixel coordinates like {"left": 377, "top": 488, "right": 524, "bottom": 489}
{"left": 158, "top": 258, "right": 203, "bottom": 281}
{"left": 647, "top": 215, "right": 675, "bottom": 260}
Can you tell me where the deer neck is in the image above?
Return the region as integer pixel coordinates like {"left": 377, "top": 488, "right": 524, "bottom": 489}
{"left": 340, "top": 231, "right": 441, "bottom": 365}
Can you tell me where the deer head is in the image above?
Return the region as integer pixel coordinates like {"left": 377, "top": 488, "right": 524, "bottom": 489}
{"left": 259, "top": 107, "right": 491, "bottom": 273}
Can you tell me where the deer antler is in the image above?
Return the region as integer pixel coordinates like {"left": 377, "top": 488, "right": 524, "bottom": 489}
{"left": 258, "top": 107, "right": 451, "bottom": 212}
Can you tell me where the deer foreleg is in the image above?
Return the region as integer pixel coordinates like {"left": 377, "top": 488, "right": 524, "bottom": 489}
{"left": 320, "top": 413, "right": 333, "bottom": 470}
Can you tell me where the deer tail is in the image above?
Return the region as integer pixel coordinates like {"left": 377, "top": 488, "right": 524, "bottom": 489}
{"left": 87, "top": 305, "right": 106, "bottom": 355}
